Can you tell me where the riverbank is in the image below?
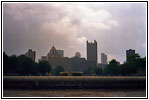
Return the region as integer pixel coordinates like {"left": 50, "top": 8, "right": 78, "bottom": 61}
{"left": 3, "top": 89, "right": 146, "bottom": 97}
{"left": 3, "top": 76, "right": 146, "bottom": 89}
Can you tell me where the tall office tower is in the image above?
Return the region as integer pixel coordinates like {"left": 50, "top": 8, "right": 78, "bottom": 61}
{"left": 25, "top": 49, "right": 36, "bottom": 61}
{"left": 47, "top": 46, "right": 60, "bottom": 58}
{"left": 87, "top": 40, "right": 97, "bottom": 67}
{"left": 126, "top": 49, "right": 135, "bottom": 62}
{"left": 101, "top": 53, "right": 107, "bottom": 64}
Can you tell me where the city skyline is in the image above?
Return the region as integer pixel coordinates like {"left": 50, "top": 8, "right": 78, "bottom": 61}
{"left": 3, "top": 2, "right": 146, "bottom": 63}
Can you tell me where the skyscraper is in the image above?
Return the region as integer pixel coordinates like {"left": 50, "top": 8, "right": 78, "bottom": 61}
{"left": 101, "top": 53, "right": 107, "bottom": 64}
{"left": 47, "top": 46, "right": 64, "bottom": 58}
{"left": 87, "top": 40, "right": 97, "bottom": 67}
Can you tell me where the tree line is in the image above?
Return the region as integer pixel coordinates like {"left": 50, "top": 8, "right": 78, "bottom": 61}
{"left": 83, "top": 54, "right": 146, "bottom": 76}
{"left": 3, "top": 52, "right": 64, "bottom": 76}
{"left": 3, "top": 52, "right": 146, "bottom": 76}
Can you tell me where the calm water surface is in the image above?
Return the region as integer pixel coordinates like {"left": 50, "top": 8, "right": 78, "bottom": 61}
{"left": 3, "top": 89, "right": 146, "bottom": 97}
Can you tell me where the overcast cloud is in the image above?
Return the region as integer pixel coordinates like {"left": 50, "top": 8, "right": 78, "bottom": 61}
{"left": 3, "top": 2, "right": 146, "bottom": 63}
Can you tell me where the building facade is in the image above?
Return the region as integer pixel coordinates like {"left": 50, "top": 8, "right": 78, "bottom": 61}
{"left": 101, "top": 53, "right": 107, "bottom": 64}
{"left": 25, "top": 49, "right": 36, "bottom": 61}
{"left": 56, "top": 50, "right": 64, "bottom": 57}
{"left": 47, "top": 46, "right": 71, "bottom": 72}
{"left": 48, "top": 57, "right": 71, "bottom": 72}
{"left": 87, "top": 40, "right": 98, "bottom": 67}
{"left": 126, "top": 49, "right": 135, "bottom": 62}
{"left": 38, "top": 56, "right": 48, "bottom": 62}
{"left": 71, "top": 52, "right": 87, "bottom": 72}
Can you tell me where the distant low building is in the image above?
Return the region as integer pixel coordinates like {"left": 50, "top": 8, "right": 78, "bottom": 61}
{"left": 48, "top": 57, "right": 71, "bottom": 72}
{"left": 71, "top": 52, "right": 87, "bottom": 72}
{"left": 25, "top": 49, "right": 36, "bottom": 61}
{"left": 38, "top": 56, "right": 47, "bottom": 62}
{"left": 98, "top": 63, "right": 107, "bottom": 69}
{"left": 71, "top": 52, "right": 91, "bottom": 72}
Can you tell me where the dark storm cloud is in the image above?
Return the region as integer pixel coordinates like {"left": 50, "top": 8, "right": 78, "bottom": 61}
{"left": 3, "top": 3, "right": 146, "bottom": 63}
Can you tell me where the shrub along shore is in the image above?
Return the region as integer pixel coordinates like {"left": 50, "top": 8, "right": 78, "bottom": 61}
{"left": 3, "top": 76, "right": 146, "bottom": 89}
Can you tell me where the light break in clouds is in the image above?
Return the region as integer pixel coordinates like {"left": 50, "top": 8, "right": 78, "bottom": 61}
{"left": 3, "top": 2, "right": 147, "bottom": 63}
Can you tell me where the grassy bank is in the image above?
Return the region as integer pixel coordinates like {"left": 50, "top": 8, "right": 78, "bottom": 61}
{"left": 3, "top": 76, "right": 146, "bottom": 89}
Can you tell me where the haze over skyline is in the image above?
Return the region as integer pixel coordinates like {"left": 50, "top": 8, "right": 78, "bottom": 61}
{"left": 3, "top": 2, "right": 146, "bottom": 63}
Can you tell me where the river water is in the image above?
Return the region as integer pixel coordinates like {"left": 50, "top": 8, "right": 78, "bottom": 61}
{"left": 3, "top": 89, "right": 146, "bottom": 97}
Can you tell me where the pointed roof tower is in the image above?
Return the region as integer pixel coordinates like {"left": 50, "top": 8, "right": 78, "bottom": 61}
{"left": 50, "top": 46, "right": 56, "bottom": 51}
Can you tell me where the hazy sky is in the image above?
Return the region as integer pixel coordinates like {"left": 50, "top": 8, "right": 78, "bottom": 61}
{"left": 3, "top": 2, "right": 146, "bottom": 63}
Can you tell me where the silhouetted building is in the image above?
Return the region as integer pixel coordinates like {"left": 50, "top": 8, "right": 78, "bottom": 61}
{"left": 71, "top": 52, "right": 87, "bottom": 72}
{"left": 98, "top": 63, "right": 107, "bottom": 69}
{"left": 38, "top": 56, "right": 47, "bottom": 62}
{"left": 87, "top": 40, "right": 97, "bottom": 67}
{"left": 25, "top": 49, "right": 36, "bottom": 61}
{"left": 126, "top": 49, "right": 135, "bottom": 62}
{"left": 48, "top": 57, "right": 71, "bottom": 72}
{"left": 101, "top": 53, "right": 107, "bottom": 64}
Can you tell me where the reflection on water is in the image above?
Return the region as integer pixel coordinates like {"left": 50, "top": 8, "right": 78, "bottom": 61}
{"left": 3, "top": 89, "right": 146, "bottom": 97}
